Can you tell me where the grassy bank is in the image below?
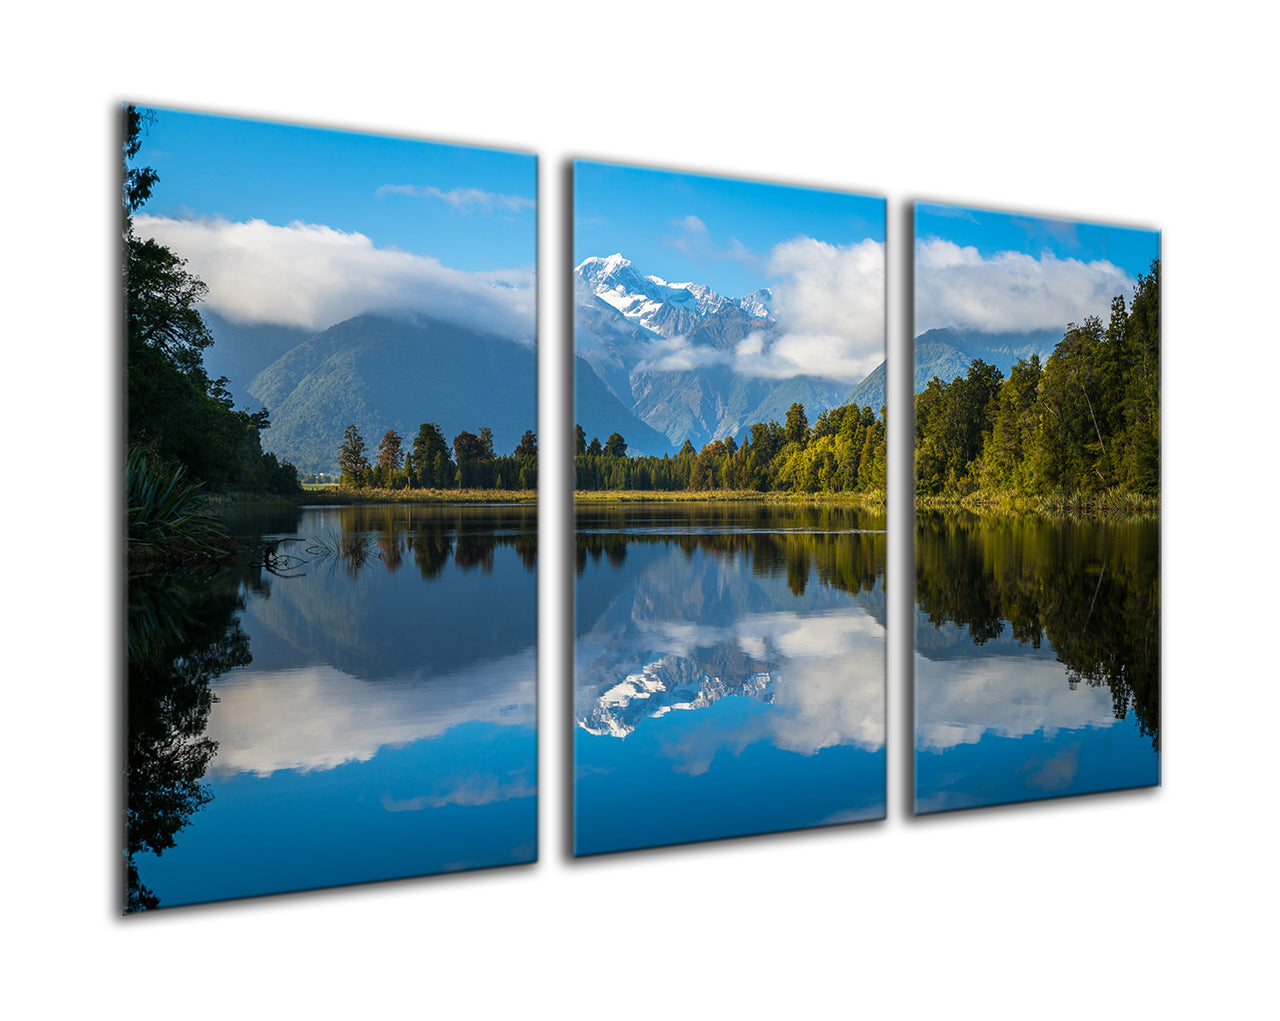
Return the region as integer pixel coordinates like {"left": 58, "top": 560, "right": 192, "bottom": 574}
{"left": 573, "top": 489, "right": 886, "bottom": 506}
{"left": 915, "top": 486, "right": 1159, "bottom": 519}
{"left": 205, "top": 486, "right": 538, "bottom": 508}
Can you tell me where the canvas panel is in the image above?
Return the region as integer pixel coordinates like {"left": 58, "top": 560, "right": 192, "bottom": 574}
{"left": 911, "top": 201, "right": 1160, "bottom": 814}
{"left": 124, "top": 106, "right": 538, "bottom": 910}
{"left": 571, "top": 161, "right": 887, "bottom": 855}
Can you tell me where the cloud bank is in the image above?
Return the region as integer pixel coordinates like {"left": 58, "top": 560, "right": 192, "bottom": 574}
{"left": 133, "top": 214, "right": 535, "bottom": 339}
{"left": 749, "top": 236, "right": 885, "bottom": 382}
{"left": 915, "top": 238, "right": 1135, "bottom": 334}
{"left": 204, "top": 648, "right": 535, "bottom": 778}
{"left": 630, "top": 235, "right": 886, "bottom": 384}
{"left": 579, "top": 600, "right": 885, "bottom": 759}
{"left": 914, "top": 652, "right": 1121, "bottom": 752}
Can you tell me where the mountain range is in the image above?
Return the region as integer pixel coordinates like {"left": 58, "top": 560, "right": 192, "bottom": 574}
{"left": 198, "top": 263, "right": 1068, "bottom": 475}
{"left": 574, "top": 254, "right": 850, "bottom": 455}
{"left": 841, "top": 326, "right": 1065, "bottom": 413}
{"left": 205, "top": 311, "right": 537, "bottom": 474}
{"left": 579, "top": 649, "right": 776, "bottom": 739}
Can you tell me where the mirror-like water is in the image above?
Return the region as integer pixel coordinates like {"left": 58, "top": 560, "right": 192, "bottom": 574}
{"left": 574, "top": 503, "right": 886, "bottom": 855}
{"left": 914, "top": 511, "right": 1159, "bottom": 813}
{"left": 126, "top": 504, "right": 537, "bottom": 911}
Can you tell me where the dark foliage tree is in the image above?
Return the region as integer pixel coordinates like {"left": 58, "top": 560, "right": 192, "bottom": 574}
{"left": 123, "top": 104, "right": 298, "bottom": 494}
{"left": 916, "top": 511, "right": 1159, "bottom": 748}
{"left": 377, "top": 429, "right": 403, "bottom": 472}
{"left": 785, "top": 402, "right": 809, "bottom": 445}
{"left": 603, "top": 432, "right": 627, "bottom": 458}
{"left": 373, "top": 428, "right": 404, "bottom": 488}
{"left": 126, "top": 569, "right": 251, "bottom": 911}
{"left": 408, "top": 422, "right": 453, "bottom": 488}
{"left": 453, "top": 429, "right": 492, "bottom": 487}
{"left": 338, "top": 424, "right": 370, "bottom": 487}
{"left": 514, "top": 429, "right": 537, "bottom": 458}
{"left": 912, "top": 266, "right": 1159, "bottom": 502}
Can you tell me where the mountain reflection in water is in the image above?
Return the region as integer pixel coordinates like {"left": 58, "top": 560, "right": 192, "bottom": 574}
{"left": 126, "top": 504, "right": 537, "bottom": 911}
{"left": 574, "top": 503, "right": 886, "bottom": 856}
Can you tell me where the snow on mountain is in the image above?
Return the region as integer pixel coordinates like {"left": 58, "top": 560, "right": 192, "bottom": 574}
{"left": 575, "top": 253, "right": 772, "bottom": 339}
{"left": 578, "top": 652, "right": 776, "bottom": 738}
{"left": 574, "top": 253, "right": 847, "bottom": 451}
{"left": 736, "top": 288, "right": 773, "bottom": 319}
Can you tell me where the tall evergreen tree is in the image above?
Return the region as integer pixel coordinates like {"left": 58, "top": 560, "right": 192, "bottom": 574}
{"left": 338, "top": 424, "right": 370, "bottom": 487}
{"left": 514, "top": 429, "right": 538, "bottom": 458}
{"left": 408, "top": 422, "right": 452, "bottom": 487}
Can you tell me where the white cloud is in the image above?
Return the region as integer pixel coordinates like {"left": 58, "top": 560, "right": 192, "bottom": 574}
{"left": 914, "top": 238, "right": 1135, "bottom": 333}
{"left": 375, "top": 183, "right": 535, "bottom": 214}
{"left": 204, "top": 648, "right": 535, "bottom": 777}
{"left": 744, "top": 609, "right": 885, "bottom": 755}
{"left": 662, "top": 216, "right": 760, "bottom": 268}
{"left": 633, "top": 333, "right": 733, "bottom": 373}
{"left": 133, "top": 214, "right": 535, "bottom": 338}
{"left": 914, "top": 652, "right": 1122, "bottom": 751}
{"left": 736, "top": 236, "right": 885, "bottom": 383}
{"left": 672, "top": 214, "right": 708, "bottom": 234}
{"left": 919, "top": 204, "right": 980, "bottom": 223}
{"left": 382, "top": 772, "right": 535, "bottom": 811}
{"left": 583, "top": 601, "right": 886, "bottom": 757}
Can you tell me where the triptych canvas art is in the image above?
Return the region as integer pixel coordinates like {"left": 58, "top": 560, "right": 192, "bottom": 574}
{"left": 124, "top": 106, "right": 1160, "bottom": 911}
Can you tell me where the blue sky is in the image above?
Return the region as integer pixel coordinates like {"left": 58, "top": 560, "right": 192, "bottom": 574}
{"left": 916, "top": 202, "right": 1159, "bottom": 279}
{"left": 575, "top": 160, "right": 886, "bottom": 382}
{"left": 131, "top": 105, "right": 536, "bottom": 335}
{"left": 575, "top": 160, "right": 884, "bottom": 297}
{"left": 914, "top": 201, "right": 1160, "bottom": 334}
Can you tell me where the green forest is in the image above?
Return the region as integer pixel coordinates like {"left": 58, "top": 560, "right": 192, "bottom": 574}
{"left": 124, "top": 106, "right": 300, "bottom": 498}
{"left": 574, "top": 401, "right": 887, "bottom": 495}
{"left": 336, "top": 422, "right": 538, "bottom": 491}
{"left": 915, "top": 261, "right": 1160, "bottom": 505}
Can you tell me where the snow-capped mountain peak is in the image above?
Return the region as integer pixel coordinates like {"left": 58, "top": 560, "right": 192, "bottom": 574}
{"left": 574, "top": 252, "right": 773, "bottom": 338}
{"left": 578, "top": 654, "right": 776, "bottom": 738}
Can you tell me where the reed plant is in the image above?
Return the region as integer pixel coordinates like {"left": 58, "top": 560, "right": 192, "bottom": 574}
{"left": 126, "top": 447, "right": 236, "bottom": 571}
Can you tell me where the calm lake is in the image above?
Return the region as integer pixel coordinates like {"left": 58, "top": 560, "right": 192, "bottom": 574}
{"left": 126, "top": 503, "right": 537, "bottom": 911}
{"left": 574, "top": 502, "right": 886, "bottom": 855}
{"left": 914, "top": 510, "right": 1160, "bottom": 814}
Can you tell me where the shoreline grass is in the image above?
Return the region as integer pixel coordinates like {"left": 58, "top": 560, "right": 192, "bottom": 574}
{"left": 915, "top": 486, "right": 1159, "bottom": 519}
{"left": 201, "top": 484, "right": 1155, "bottom": 518}
{"left": 204, "top": 486, "right": 538, "bottom": 509}
{"left": 572, "top": 489, "right": 886, "bottom": 506}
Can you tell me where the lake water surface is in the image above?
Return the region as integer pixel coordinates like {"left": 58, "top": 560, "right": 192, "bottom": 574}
{"left": 126, "top": 503, "right": 537, "bottom": 911}
{"left": 914, "top": 510, "right": 1159, "bottom": 813}
{"left": 574, "top": 502, "right": 886, "bottom": 855}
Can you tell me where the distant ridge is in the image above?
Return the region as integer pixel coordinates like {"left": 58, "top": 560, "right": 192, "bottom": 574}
{"left": 243, "top": 312, "right": 537, "bottom": 474}
{"left": 843, "top": 326, "right": 1065, "bottom": 412}
{"left": 574, "top": 253, "right": 855, "bottom": 450}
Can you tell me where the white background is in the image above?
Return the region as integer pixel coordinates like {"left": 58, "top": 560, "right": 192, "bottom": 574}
{"left": 4, "top": 2, "right": 1275, "bottom": 1016}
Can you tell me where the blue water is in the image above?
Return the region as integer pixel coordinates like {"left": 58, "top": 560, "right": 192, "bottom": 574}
{"left": 912, "top": 512, "right": 1160, "bottom": 814}
{"left": 573, "top": 504, "right": 886, "bottom": 856}
{"left": 129, "top": 504, "right": 537, "bottom": 909}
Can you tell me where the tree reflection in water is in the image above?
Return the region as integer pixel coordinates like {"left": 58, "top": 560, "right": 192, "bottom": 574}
{"left": 125, "top": 568, "right": 249, "bottom": 912}
{"left": 125, "top": 503, "right": 539, "bottom": 910}
{"left": 916, "top": 510, "right": 1159, "bottom": 749}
